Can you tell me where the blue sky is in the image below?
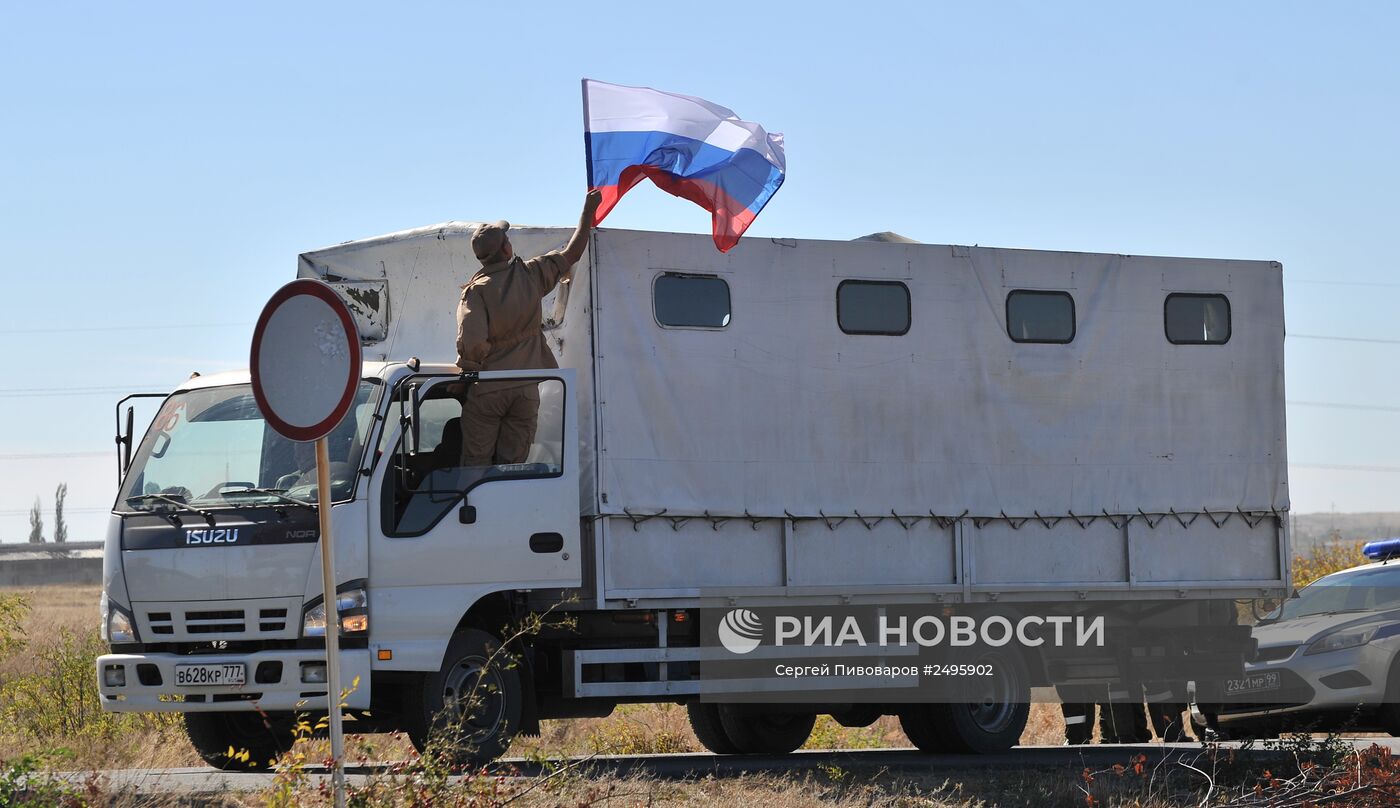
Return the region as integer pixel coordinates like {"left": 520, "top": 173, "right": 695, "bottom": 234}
{"left": 2, "top": 2, "right": 1398, "bottom": 541}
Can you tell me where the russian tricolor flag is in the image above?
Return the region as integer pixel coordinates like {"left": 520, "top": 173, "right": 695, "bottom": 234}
{"left": 583, "top": 79, "right": 786, "bottom": 252}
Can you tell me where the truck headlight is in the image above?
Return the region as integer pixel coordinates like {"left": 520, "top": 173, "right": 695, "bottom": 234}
{"left": 104, "top": 600, "right": 139, "bottom": 644}
{"left": 302, "top": 585, "right": 369, "bottom": 638}
{"left": 1305, "top": 625, "right": 1379, "bottom": 656}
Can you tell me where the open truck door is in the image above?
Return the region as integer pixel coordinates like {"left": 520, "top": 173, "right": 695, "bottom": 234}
{"left": 366, "top": 368, "right": 581, "bottom": 673}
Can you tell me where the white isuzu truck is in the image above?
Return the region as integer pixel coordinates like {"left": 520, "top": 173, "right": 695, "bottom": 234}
{"left": 98, "top": 224, "right": 1289, "bottom": 768}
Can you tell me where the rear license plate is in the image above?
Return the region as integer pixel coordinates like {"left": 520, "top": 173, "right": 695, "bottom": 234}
{"left": 1225, "top": 671, "right": 1281, "bottom": 695}
{"left": 175, "top": 663, "right": 246, "bottom": 687}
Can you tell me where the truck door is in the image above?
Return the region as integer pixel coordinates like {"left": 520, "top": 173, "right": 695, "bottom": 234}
{"left": 368, "top": 369, "right": 581, "bottom": 598}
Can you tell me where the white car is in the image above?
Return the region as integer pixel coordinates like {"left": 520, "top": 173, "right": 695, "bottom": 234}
{"left": 1210, "top": 540, "right": 1400, "bottom": 737}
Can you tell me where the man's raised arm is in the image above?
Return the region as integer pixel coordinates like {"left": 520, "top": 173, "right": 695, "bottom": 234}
{"left": 562, "top": 189, "right": 603, "bottom": 265}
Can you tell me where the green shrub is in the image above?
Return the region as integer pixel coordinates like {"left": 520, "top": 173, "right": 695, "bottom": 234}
{"left": 0, "top": 625, "right": 180, "bottom": 749}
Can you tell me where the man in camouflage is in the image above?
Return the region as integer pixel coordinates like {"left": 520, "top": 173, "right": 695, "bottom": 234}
{"left": 455, "top": 189, "right": 602, "bottom": 465}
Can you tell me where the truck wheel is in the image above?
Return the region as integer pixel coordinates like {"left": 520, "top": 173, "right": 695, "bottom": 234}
{"left": 717, "top": 705, "right": 816, "bottom": 754}
{"left": 408, "top": 628, "right": 523, "bottom": 769}
{"left": 902, "top": 651, "right": 1030, "bottom": 754}
{"left": 687, "top": 703, "right": 742, "bottom": 754}
{"left": 184, "top": 711, "right": 295, "bottom": 771}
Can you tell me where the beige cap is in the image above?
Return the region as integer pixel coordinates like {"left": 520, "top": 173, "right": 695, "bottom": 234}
{"left": 471, "top": 220, "right": 511, "bottom": 261}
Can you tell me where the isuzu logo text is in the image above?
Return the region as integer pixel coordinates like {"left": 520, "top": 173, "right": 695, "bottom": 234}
{"left": 185, "top": 528, "right": 240, "bottom": 545}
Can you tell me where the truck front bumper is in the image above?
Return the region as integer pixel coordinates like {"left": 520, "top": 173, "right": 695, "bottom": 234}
{"left": 97, "top": 649, "right": 371, "bottom": 713}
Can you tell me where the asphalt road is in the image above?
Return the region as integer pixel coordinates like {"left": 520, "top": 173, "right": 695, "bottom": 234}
{"left": 67, "top": 739, "right": 1400, "bottom": 796}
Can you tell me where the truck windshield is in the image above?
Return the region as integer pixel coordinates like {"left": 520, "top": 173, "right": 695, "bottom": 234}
{"left": 116, "top": 381, "right": 381, "bottom": 511}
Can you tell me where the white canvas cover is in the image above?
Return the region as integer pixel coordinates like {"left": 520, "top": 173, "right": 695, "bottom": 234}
{"left": 588, "top": 231, "right": 1287, "bottom": 521}
{"left": 298, "top": 225, "right": 1287, "bottom": 523}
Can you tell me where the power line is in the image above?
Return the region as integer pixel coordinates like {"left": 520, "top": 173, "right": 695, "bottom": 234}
{"left": 1288, "top": 400, "right": 1400, "bottom": 413}
{"left": 0, "top": 322, "right": 250, "bottom": 336}
{"left": 0, "top": 386, "right": 169, "bottom": 399}
{"left": 0, "top": 451, "right": 108, "bottom": 461}
{"left": 1286, "top": 278, "right": 1400, "bottom": 289}
{"left": 1291, "top": 463, "right": 1400, "bottom": 474}
{"left": 1289, "top": 333, "right": 1400, "bottom": 346}
{"left": 0, "top": 507, "right": 109, "bottom": 516}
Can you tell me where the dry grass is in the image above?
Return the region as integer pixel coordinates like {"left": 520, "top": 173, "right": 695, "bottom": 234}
{"left": 0, "top": 583, "right": 1092, "bottom": 771}
{"left": 4, "top": 584, "right": 1368, "bottom": 807}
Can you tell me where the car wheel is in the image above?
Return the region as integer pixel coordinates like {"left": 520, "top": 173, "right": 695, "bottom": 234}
{"left": 717, "top": 705, "right": 816, "bottom": 754}
{"left": 184, "top": 711, "right": 296, "bottom": 771}
{"left": 1380, "top": 656, "right": 1400, "bottom": 736}
{"left": 407, "top": 628, "right": 523, "bottom": 769}
{"left": 687, "top": 703, "right": 742, "bottom": 754}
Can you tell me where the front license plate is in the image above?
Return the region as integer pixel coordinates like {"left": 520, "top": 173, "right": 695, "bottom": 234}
{"left": 1225, "top": 671, "right": 1281, "bottom": 695}
{"left": 175, "top": 663, "right": 246, "bottom": 687}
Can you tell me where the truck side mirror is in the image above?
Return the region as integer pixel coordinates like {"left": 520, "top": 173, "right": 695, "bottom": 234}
{"left": 459, "top": 503, "right": 477, "bottom": 525}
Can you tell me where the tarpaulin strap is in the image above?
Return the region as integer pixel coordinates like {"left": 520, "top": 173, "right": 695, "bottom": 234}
{"left": 890, "top": 511, "right": 918, "bottom": 530}
{"left": 744, "top": 510, "right": 765, "bottom": 530}
{"left": 666, "top": 515, "right": 692, "bottom": 531}
{"left": 853, "top": 510, "right": 884, "bottom": 530}
{"left": 1204, "top": 510, "right": 1234, "bottom": 528}
{"left": 1067, "top": 510, "right": 1098, "bottom": 529}
{"left": 1102, "top": 511, "right": 1129, "bottom": 530}
{"left": 1136, "top": 509, "right": 1166, "bottom": 529}
{"left": 973, "top": 515, "right": 996, "bottom": 529}
{"left": 1001, "top": 511, "right": 1030, "bottom": 530}
{"left": 1168, "top": 509, "right": 1199, "bottom": 529}
{"left": 621, "top": 507, "right": 666, "bottom": 531}
{"left": 1237, "top": 508, "right": 1270, "bottom": 528}
{"left": 1033, "top": 511, "right": 1063, "bottom": 529}
{"left": 703, "top": 510, "right": 730, "bottom": 531}
{"left": 818, "top": 510, "right": 848, "bottom": 531}
{"left": 931, "top": 510, "right": 968, "bottom": 530}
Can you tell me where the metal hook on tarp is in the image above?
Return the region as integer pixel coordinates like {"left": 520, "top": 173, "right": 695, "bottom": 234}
{"left": 702, "top": 510, "right": 730, "bottom": 531}
{"left": 817, "top": 510, "right": 848, "bottom": 531}
{"left": 853, "top": 510, "right": 883, "bottom": 530}
{"left": 1237, "top": 508, "right": 1269, "bottom": 529}
{"left": 743, "top": 510, "right": 765, "bottom": 530}
{"left": 1203, "top": 509, "right": 1233, "bottom": 528}
{"left": 931, "top": 510, "right": 968, "bottom": 530}
{"left": 1001, "top": 511, "right": 1030, "bottom": 530}
{"left": 621, "top": 507, "right": 667, "bottom": 532}
{"left": 1137, "top": 509, "right": 1166, "bottom": 529}
{"left": 1033, "top": 511, "right": 1063, "bottom": 529}
{"left": 890, "top": 511, "right": 918, "bottom": 530}
{"left": 1167, "top": 508, "right": 1199, "bottom": 529}
{"left": 1067, "top": 510, "right": 1097, "bottom": 529}
{"left": 1102, "top": 510, "right": 1128, "bottom": 530}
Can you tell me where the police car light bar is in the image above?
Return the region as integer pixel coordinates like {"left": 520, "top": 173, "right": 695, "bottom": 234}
{"left": 1362, "top": 538, "right": 1400, "bottom": 561}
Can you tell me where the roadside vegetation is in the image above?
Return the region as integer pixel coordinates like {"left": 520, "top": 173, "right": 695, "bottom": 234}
{"left": 2, "top": 548, "right": 1395, "bottom": 806}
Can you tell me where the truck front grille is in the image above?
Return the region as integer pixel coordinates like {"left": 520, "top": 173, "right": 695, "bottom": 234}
{"left": 186, "top": 609, "right": 246, "bottom": 634}
{"left": 135, "top": 598, "right": 301, "bottom": 642}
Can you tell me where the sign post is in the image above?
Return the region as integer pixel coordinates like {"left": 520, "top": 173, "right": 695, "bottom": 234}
{"left": 250, "top": 279, "right": 362, "bottom": 808}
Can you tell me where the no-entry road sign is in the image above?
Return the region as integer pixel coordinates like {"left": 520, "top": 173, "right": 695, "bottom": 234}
{"left": 250, "top": 278, "right": 362, "bottom": 442}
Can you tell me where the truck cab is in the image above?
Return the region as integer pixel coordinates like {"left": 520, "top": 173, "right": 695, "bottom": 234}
{"left": 99, "top": 361, "right": 582, "bottom": 767}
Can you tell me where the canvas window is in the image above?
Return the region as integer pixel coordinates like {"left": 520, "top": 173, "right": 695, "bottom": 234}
{"left": 1006, "top": 290, "right": 1076, "bottom": 344}
{"left": 653, "top": 273, "right": 731, "bottom": 328}
{"left": 837, "top": 280, "right": 911, "bottom": 335}
{"left": 1165, "top": 293, "right": 1231, "bottom": 345}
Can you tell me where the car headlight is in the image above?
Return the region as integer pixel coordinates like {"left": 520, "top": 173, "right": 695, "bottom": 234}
{"left": 302, "top": 584, "right": 369, "bottom": 638}
{"left": 104, "top": 600, "right": 139, "bottom": 644}
{"left": 1305, "top": 625, "right": 1380, "bottom": 656}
